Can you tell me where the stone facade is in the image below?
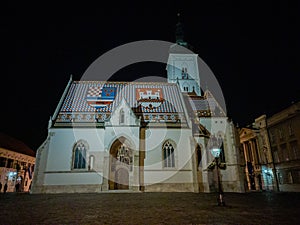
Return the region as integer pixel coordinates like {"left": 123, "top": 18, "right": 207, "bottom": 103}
{"left": 239, "top": 102, "right": 300, "bottom": 192}
{"left": 267, "top": 102, "right": 300, "bottom": 191}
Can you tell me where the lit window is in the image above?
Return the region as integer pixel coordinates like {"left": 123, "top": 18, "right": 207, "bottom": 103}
{"left": 163, "top": 141, "right": 175, "bottom": 168}
{"left": 72, "top": 141, "right": 88, "bottom": 169}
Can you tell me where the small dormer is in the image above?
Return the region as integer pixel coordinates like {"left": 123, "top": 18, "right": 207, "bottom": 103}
{"left": 109, "top": 98, "right": 139, "bottom": 126}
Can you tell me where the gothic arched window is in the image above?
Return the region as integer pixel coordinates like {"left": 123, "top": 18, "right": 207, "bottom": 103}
{"left": 163, "top": 141, "right": 175, "bottom": 168}
{"left": 72, "top": 141, "right": 87, "bottom": 169}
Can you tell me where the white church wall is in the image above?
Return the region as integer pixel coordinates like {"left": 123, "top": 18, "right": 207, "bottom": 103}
{"left": 223, "top": 122, "right": 238, "bottom": 165}
{"left": 199, "top": 117, "right": 227, "bottom": 136}
{"left": 196, "top": 118, "right": 245, "bottom": 192}
{"left": 143, "top": 128, "right": 194, "bottom": 188}
{"left": 221, "top": 121, "right": 245, "bottom": 192}
{"left": 44, "top": 172, "right": 103, "bottom": 185}
{"left": 32, "top": 136, "right": 50, "bottom": 187}
{"left": 144, "top": 171, "right": 193, "bottom": 184}
{"left": 144, "top": 128, "right": 193, "bottom": 170}
{"left": 42, "top": 128, "right": 106, "bottom": 190}
{"left": 46, "top": 128, "right": 106, "bottom": 172}
{"left": 46, "top": 129, "right": 74, "bottom": 171}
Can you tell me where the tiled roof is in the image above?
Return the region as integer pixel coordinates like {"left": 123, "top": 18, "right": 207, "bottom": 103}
{"left": 0, "top": 133, "right": 36, "bottom": 157}
{"left": 54, "top": 81, "right": 187, "bottom": 126}
{"left": 189, "top": 98, "right": 211, "bottom": 111}
{"left": 187, "top": 90, "right": 226, "bottom": 117}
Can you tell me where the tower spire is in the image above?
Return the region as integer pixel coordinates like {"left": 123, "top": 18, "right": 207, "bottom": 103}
{"left": 174, "top": 13, "right": 193, "bottom": 51}
{"left": 175, "top": 13, "right": 185, "bottom": 45}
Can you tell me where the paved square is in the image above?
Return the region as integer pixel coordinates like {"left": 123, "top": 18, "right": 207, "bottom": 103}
{"left": 1, "top": 192, "right": 299, "bottom": 224}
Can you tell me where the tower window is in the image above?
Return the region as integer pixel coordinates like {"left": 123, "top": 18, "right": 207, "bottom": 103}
{"left": 181, "top": 67, "right": 188, "bottom": 79}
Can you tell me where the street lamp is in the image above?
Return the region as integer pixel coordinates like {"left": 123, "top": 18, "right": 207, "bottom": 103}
{"left": 210, "top": 147, "right": 225, "bottom": 206}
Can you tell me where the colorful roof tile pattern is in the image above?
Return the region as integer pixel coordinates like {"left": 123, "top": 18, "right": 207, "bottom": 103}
{"left": 187, "top": 90, "right": 226, "bottom": 117}
{"left": 54, "top": 81, "right": 187, "bottom": 126}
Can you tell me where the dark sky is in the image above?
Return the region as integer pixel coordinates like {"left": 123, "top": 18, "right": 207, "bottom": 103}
{"left": 1, "top": 1, "right": 300, "bottom": 150}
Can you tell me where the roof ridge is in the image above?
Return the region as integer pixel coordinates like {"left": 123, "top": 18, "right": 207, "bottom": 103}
{"left": 74, "top": 81, "right": 177, "bottom": 85}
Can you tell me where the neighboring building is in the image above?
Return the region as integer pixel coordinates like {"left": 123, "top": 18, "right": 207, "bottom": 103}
{"left": 0, "top": 133, "right": 35, "bottom": 192}
{"left": 31, "top": 20, "right": 245, "bottom": 194}
{"left": 239, "top": 102, "right": 300, "bottom": 192}
{"left": 267, "top": 102, "right": 300, "bottom": 192}
{"left": 239, "top": 117, "right": 275, "bottom": 192}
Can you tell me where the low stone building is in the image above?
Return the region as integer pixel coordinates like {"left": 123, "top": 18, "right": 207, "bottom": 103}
{"left": 0, "top": 133, "right": 36, "bottom": 192}
{"left": 267, "top": 102, "right": 300, "bottom": 192}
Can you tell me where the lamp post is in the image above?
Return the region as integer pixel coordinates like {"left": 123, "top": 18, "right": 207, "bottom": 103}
{"left": 210, "top": 147, "right": 225, "bottom": 206}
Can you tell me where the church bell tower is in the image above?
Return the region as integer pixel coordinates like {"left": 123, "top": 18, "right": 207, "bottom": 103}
{"left": 167, "top": 13, "right": 201, "bottom": 96}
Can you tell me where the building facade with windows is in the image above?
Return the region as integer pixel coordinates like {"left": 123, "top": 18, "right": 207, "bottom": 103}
{"left": 31, "top": 24, "right": 245, "bottom": 194}
{"left": 0, "top": 133, "right": 35, "bottom": 192}
{"left": 267, "top": 102, "right": 300, "bottom": 192}
{"left": 239, "top": 102, "right": 300, "bottom": 192}
{"left": 239, "top": 117, "right": 275, "bottom": 192}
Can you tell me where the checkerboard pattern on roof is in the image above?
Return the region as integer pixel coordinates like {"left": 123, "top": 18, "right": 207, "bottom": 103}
{"left": 60, "top": 81, "right": 184, "bottom": 114}
{"left": 87, "top": 86, "right": 102, "bottom": 97}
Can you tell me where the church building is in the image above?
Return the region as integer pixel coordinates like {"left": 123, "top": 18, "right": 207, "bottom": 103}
{"left": 31, "top": 21, "right": 245, "bottom": 194}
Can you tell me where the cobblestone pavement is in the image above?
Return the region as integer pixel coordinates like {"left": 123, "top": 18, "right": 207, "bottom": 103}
{"left": 0, "top": 191, "right": 300, "bottom": 225}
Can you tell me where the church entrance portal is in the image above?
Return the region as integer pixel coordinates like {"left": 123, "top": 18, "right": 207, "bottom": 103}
{"left": 109, "top": 137, "right": 133, "bottom": 190}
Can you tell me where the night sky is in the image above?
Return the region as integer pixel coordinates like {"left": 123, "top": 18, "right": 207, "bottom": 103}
{"left": 1, "top": 1, "right": 300, "bottom": 150}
